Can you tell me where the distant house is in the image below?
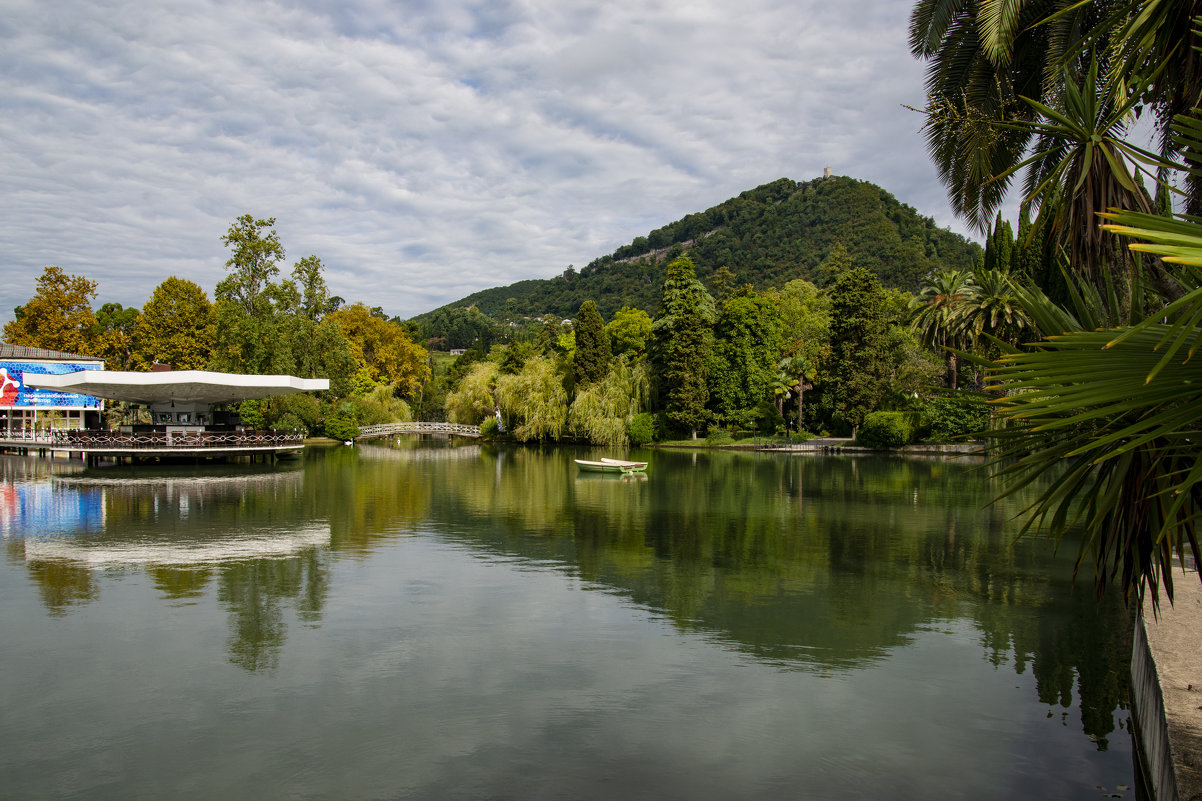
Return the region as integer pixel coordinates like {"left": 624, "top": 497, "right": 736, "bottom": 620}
{"left": 448, "top": 349, "right": 466, "bottom": 356}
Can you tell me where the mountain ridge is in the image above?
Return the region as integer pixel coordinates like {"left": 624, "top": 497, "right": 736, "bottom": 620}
{"left": 416, "top": 175, "right": 980, "bottom": 321}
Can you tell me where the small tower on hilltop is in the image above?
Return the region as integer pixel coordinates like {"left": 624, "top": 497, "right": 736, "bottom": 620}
{"left": 823, "top": 166, "right": 833, "bottom": 180}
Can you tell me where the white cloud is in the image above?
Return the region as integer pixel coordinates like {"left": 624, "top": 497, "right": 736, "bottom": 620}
{"left": 0, "top": 0, "right": 978, "bottom": 322}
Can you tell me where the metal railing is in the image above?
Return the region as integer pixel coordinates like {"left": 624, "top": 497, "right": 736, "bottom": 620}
{"left": 44, "top": 430, "right": 306, "bottom": 450}
{"left": 357, "top": 421, "right": 481, "bottom": 439}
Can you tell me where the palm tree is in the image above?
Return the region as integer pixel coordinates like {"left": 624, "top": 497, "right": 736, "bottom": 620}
{"left": 778, "top": 355, "right": 817, "bottom": 434}
{"left": 984, "top": 109, "right": 1202, "bottom": 607}
{"left": 909, "top": 0, "right": 1202, "bottom": 238}
{"left": 911, "top": 268, "right": 977, "bottom": 388}
{"left": 959, "top": 267, "right": 1032, "bottom": 352}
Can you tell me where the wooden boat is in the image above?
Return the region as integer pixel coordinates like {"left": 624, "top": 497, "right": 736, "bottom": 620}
{"left": 575, "top": 458, "right": 647, "bottom": 473}
{"left": 600, "top": 457, "right": 648, "bottom": 470}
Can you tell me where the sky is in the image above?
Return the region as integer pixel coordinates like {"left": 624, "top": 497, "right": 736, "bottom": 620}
{"left": 1, "top": 0, "right": 986, "bottom": 323}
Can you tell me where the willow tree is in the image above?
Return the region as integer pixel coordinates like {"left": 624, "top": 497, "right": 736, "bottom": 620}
{"left": 495, "top": 356, "right": 568, "bottom": 442}
{"left": 568, "top": 358, "right": 650, "bottom": 446}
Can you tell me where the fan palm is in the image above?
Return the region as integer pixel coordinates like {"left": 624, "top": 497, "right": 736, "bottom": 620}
{"left": 984, "top": 109, "right": 1202, "bottom": 606}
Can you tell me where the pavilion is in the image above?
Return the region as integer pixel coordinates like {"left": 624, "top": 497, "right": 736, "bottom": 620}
{"left": 1, "top": 354, "right": 329, "bottom": 461}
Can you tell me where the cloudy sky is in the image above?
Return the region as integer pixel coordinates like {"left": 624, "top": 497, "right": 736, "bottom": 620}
{"left": 1, "top": 0, "right": 982, "bottom": 323}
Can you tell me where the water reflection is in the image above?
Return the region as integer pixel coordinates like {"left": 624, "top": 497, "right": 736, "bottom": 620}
{"left": 0, "top": 445, "right": 1130, "bottom": 750}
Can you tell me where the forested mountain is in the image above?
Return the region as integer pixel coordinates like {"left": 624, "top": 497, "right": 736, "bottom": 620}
{"left": 419, "top": 175, "right": 980, "bottom": 322}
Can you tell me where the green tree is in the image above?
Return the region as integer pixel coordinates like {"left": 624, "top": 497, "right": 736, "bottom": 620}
{"left": 821, "top": 267, "right": 891, "bottom": 434}
{"left": 651, "top": 257, "right": 715, "bottom": 438}
{"left": 94, "top": 302, "right": 141, "bottom": 370}
{"left": 568, "top": 358, "right": 650, "bottom": 446}
{"left": 218, "top": 215, "right": 285, "bottom": 316}
{"left": 605, "top": 306, "right": 653, "bottom": 357}
{"left": 495, "top": 355, "right": 568, "bottom": 441}
{"left": 132, "top": 277, "right": 214, "bottom": 370}
{"left": 910, "top": 269, "right": 977, "bottom": 389}
{"left": 708, "top": 290, "right": 783, "bottom": 426}
{"left": 445, "top": 361, "right": 499, "bottom": 425}
{"left": 573, "top": 300, "right": 611, "bottom": 385}
{"left": 4, "top": 266, "right": 98, "bottom": 355}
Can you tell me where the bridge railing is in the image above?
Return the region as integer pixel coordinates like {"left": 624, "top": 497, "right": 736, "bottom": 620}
{"left": 357, "top": 422, "right": 481, "bottom": 439}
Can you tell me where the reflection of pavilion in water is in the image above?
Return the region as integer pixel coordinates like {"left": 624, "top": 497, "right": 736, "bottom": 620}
{"left": 6, "top": 465, "right": 330, "bottom": 671}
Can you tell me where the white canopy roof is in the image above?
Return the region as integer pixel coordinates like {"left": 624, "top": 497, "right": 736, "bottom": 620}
{"left": 23, "top": 370, "right": 329, "bottom": 406}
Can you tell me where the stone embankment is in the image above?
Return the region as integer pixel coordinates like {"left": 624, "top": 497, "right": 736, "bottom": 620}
{"left": 1133, "top": 571, "right": 1202, "bottom": 801}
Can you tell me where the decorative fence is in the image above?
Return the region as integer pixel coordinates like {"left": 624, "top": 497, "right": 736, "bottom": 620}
{"left": 357, "top": 422, "right": 481, "bottom": 439}
{"left": 44, "top": 430, "right": 306, "bottom": 450}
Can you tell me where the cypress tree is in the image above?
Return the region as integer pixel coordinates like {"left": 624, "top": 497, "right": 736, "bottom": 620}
{"left": 651, "top": 257, "right": 715, "bottom": 438}
{"left": 573, "top": 300, "right": 611, "bottom": 385}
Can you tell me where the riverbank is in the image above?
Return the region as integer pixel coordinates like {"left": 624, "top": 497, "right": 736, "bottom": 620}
{"left": 1133, "top": 571, "right": 1202, "bottom": 801}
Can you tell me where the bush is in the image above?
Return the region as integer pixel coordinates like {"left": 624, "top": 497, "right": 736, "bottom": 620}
{"left": 857, "top": 411, "right": 914, "bottom": 449}
{"left": 921, "top": 393, "right": 990, "bottom": 441}
{"left": 706, "top": 427, "right": 735, "bottom": 445}
{"left": 627, "top": 413, "right": 656, "bottom": 446}
{"left": 479, "top": 416, "right": 500, "bottom": 440}
{"left": 322, "top": 413, "right": 360, "bottom": 442}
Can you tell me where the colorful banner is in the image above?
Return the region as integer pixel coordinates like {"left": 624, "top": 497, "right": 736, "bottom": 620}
{"left": 0, "top": 361, "right": 103, "bottom": 409}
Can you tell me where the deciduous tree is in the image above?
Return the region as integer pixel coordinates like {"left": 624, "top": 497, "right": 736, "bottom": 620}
{"left": 4, "top": 266, "right": 99, "bottom": 356}
{"left": 132, "top": 277, "right": 214, "bottom": 370}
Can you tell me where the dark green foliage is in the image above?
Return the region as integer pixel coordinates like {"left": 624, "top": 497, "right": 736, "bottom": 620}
{"left": 708, "top": 291, "right": 783, "bottom": 424}
{"left": 651, "top": 257, "right": 715, "bottom": 438}
{"left": 322, "top": 409, "right": 360, "bottom": 441}
{"left": 857, "top": 411, "right": 915, "bottom": 449}
{"left": 573, "top": 300, "right": 611, "bottom": 385}
{"left": 274, "top": 412, "right": 307, "bottom": 433}
{"left": 820, "top": 267, "right": 892, "bottom": 433}
{"left": 920, "top": 393, "right": 990, "bottom": 441}
{"left": 414, "top": 176, "right": 980, "bottom": 321}
{"left": 627, "top": 412, "right": 656, "bottom": 446}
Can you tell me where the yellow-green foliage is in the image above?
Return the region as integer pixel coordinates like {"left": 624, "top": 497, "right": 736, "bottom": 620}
{"left": 568, "top": 359, "right": 649, "bottom": 446}
{"left": 496, "top": 356, "right": 567, "bottom": 441}
{"left": 444, "top": 362, "right": 499, "bottom": 425}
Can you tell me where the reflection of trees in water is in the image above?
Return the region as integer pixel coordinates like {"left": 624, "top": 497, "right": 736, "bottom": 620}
{"left": 11, "top": 459, "right": 332, "bottom": 671}
{"left": 216, "top": 550, "right": 328, "bottom": 672}
{"left": 430, "top": 447, "right": 1130, "bottom": 746}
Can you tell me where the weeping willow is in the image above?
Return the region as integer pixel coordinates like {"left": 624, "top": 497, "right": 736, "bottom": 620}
{"left": 444, "top": 362, "right": 498, "bottom": 425}
{"left": 496, "top": 356, "right": 568, "bottom": 442}
{"left": 568, "top": 359, "right": 650, "bottom": 446}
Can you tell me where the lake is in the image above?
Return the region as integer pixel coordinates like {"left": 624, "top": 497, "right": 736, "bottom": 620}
{"left": 0, "top": 442, "right": 1135, "bottom": 800}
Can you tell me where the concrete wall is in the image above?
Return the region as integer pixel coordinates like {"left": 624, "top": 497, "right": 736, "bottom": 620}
{"left": 1132, "top": 573, "right": 1202, "bottom": 801}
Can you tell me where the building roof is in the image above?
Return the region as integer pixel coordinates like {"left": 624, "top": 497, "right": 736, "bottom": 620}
{"left": 23, "top": 370, "right": 329, "bottom": 406}
{"left": 0, "top": 343, "right": 103, "bottom": 363}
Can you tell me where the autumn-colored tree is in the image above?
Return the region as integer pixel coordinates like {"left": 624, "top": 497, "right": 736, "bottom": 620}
{"left": 3, "top": 266, "right": 99, "bottom": 355}
{"left": 326, "top": 303, "right": 430, "bottom": 397}
{"left": 132, "top": 277, "right": 214, "bottom": 370}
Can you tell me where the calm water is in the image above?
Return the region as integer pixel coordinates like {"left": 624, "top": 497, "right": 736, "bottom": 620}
{"left": 0, "top": 443, "right": 1134, "bottom": 800}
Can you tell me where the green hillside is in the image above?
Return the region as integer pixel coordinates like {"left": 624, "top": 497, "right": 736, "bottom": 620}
{"left": 421, "top": 175, "right": 980, "bottom": 321}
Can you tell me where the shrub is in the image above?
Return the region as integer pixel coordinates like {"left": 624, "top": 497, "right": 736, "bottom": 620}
{"left": 627, "top": 412, "right": 655, "bottom": 446}
{"left": 479, "top": 416, "right": 500, "bottom": 440}
{"left": 706, "top": 427, "right": 735, "bottom": 445}
{"left": 857, "top": 411, "right": 914, "bottom": 449}
{"left": 322, "top": 413, "right": 360, "bottom": 442}
{"left": 921, "top": 393, "right": 990, "bottom": 441}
